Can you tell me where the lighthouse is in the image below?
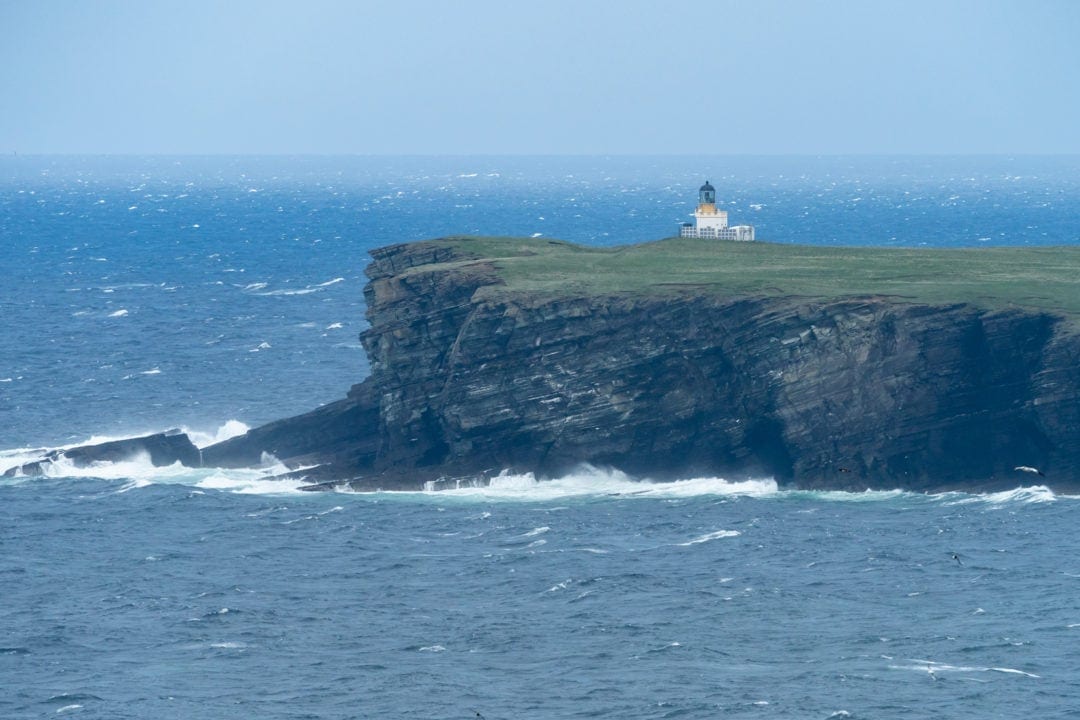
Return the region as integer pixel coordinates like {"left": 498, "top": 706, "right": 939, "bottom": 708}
{"left": 679, "top": 180, "right": 755, "bottom": 241}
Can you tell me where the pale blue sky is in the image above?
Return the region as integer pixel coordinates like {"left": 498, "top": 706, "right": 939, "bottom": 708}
{"left": 2, "top": 0, "right": 1078, "bottom": 154}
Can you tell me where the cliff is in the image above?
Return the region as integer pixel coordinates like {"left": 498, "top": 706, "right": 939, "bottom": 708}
{"left": 203, "top": 236, "right": 1080, "bottom": 493}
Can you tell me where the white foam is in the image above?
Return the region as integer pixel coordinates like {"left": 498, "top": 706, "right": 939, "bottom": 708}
{"left": 257, "top": 287, "right": 319, "bottom": 296}
{"left": 184, "top": 419, "right": 251, "bottom": 448}
{"left": 107, "top": 309, "right": 128, "bottom": 317}
{"left": 943, "top": 485, "right": 1058, "bottom": 506}
{"left": 140, "top": 368, "right": 161, "bottom": 375}
{"left": 0, "top": 433, "right": 307, "bottom": 495}
{"left": 981, "top": 485, "right": 1057, "bottom": 504}
{"left": 326, "top": 322, "right": 343, "bottom": 330}
{"left": 253, "top": 277, "right": 345, "bottom": 297}
{"left": 195, "top": 471, "right": 307, "bottom": 495}
{"left": 37, "top": 451, "right": 191, "bottom": 481}
{"left": 892, "top": 659, "right": 1040, "bottom": 678}
{"left": 678, "top": 529, "right": 741, "bottom": 546}
{"left": 416, "top": 465, "right": 779, "bottom": 502}
{"left": 990, "top": 667, "right": 1041, "bottom": 678}
{"left": 795, "top": 488, "right": 908, "bottom": 502}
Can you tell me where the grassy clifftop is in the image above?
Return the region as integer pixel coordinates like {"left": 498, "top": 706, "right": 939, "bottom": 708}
{"left": 423, "top": 235, "right": 1080, "bottom": 319}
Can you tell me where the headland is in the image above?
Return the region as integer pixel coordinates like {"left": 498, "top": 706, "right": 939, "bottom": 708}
{"left": 10, "top": 235, "right": 1080, "bottom": 492}
{"left": 205, "top": 235, "right": 1080, "bottom": 493}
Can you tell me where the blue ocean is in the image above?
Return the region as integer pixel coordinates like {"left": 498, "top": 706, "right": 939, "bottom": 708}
{"left": 2, "top": 155, "right": 1080, "bottom": 719}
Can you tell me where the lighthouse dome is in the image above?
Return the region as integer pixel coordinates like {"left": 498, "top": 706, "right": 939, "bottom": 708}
{"left": 698, "top": 180, "right": 716, "bottom": 206}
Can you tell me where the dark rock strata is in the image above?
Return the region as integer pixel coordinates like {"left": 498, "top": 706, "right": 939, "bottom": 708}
{"left": 204, "top": 240, "right": 1080, "bottom": 493}
{"left": 4, "top": 430, "right": 200, "bottom": 477}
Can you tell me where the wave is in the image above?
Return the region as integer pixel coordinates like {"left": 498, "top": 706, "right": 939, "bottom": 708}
{"left": 940, "top": 484, "right": 1060, "bottom": 505}
{"left": 247, "top": 277, "right": 346, "bottom": 297}
{"left": 2, "top": 434, "right": 1075, "bottom": 504}
{"left": 1, "top": 447, "right": 307, "bottom": 495}
{"left": 417, "top": 465, "right": 779, "bottom": 501}
{"left": 677, "top": 529, "right": 741, "bottom": 546}
{"left": 183, "top": 419, "right": 251, "bottom": 448}
{"left": 890, "top": 658, "right": 1040, "bottom": 679}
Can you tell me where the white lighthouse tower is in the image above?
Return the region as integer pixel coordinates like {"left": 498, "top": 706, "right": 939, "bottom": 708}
{"left": 679, "top": 180, "right": 755, "bottom": 241}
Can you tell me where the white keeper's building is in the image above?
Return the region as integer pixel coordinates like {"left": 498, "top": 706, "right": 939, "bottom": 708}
{"left": 679, "top": 180, "right": 755, "bottom": 241}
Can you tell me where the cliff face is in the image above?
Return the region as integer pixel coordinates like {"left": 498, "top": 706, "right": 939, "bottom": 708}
{"left": 206, "top": 239, "right": 1080, "bottom": 492}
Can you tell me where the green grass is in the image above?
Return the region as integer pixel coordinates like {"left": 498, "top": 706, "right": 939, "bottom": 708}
{"left": 422, "top": 235, "right": 1080, "bottom": 319}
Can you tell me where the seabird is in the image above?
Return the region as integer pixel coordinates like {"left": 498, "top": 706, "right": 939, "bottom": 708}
{"left": 1014, "top": 466, "right": 1045, "bottom": 477}
{"left": 952, "top": 553, "right": 963, "bottom": 566}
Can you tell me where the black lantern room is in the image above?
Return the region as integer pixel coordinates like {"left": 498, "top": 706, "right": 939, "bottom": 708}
{"left": 699, "top": 180, "right": 716, "bottom": 205}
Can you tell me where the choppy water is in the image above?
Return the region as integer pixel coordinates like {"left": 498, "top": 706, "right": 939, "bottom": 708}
{"left": 2, "top": 155, "right": 1079, "bottom": 718}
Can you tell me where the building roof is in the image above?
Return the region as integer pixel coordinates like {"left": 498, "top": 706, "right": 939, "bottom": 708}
{"left": 700, "top": 180, "right": 715, "bottom": 192}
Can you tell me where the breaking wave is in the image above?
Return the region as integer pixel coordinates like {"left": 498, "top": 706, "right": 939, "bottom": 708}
{"left": 247, "top": 277, "right": 346, "bottom": 296}
{"left": 419, "top": 465, "right": 780, "bottom": 501}
{"left": 1, "top": 436, "right": 1076, "bottom": 504}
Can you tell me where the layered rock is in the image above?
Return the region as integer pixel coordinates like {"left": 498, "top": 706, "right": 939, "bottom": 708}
{"left": 205, "top": 239, "right": 1080, "bottom": 493}
{"left": 3, "top": 430, "right": 200, "bottom": 477}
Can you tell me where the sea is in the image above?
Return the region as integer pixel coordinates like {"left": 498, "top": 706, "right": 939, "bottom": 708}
{"left": 2, "top": 155, "right": 1080, "bottom": 719}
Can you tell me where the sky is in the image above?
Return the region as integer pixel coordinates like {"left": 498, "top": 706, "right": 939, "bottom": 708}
{"left": 1, "top": 0, "right": 1078, "bottom": 155}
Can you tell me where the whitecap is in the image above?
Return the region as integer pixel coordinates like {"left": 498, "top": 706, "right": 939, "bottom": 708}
{"left": 195, "top": 472, "right": 307, "bottom": 496}
{"left": 678, "top": 529, "right": 741, "bottom": 546}
{"left": 418, "top": 644, "right": 446, "bottom": 652}
{"left": 107, "top": 309, "right": 128, "bottom": 317}
{"left": 892, "top": 658, "right": 1039, "bottom": 678}
{"left": 140, "top": 368, "right": 161, "bottom": 375}
{"left": 944, "top": 485, "right": 1058, "bottom": 505}
{"left": 326, "top": 322, "right": 343, "bottom": 330}
{"left": 36, "top": 451, "right": 192, "bottom": 482}
{"left": 419, "top": 465, "right": 778, "bottom": 502}
{"left": 256, "top": 287, "right": 319, "bottom": 296}
{"left": 982, "top": 485, "right": 1057, "bottom": 504}
{"left": 990, "top": 667, "right": 1041, "bottom": 678}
